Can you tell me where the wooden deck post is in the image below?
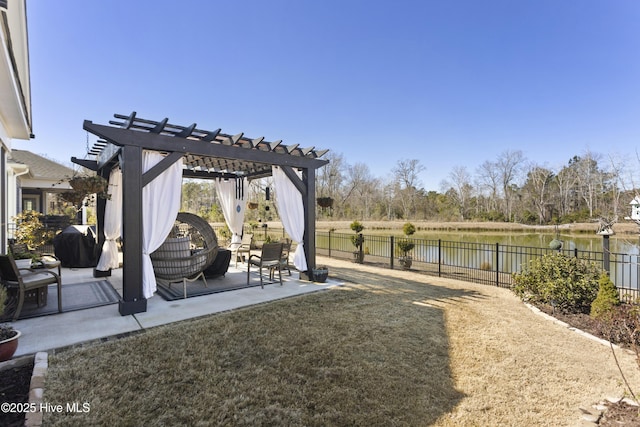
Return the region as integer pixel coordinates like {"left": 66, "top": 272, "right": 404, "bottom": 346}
{"left": 119, "top": 145, "right": 146, "bottom": 315}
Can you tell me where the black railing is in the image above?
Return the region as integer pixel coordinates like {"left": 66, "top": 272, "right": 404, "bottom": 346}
{"left": 316, "top": 231, "right": 640, "bottom": 300}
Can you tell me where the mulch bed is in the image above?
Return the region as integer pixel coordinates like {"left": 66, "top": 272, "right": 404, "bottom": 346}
{"left": 537, "top": 304, "right": 640, "bottom": 426}
{"left": 0, "top": 362, "right": 33, "bottom": 427}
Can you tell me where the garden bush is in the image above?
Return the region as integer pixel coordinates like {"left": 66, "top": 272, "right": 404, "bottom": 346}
{"left": 590, "top": 272, "right": 621, "bottom": 320}
{"left": 512, "top": 253, "right": 603, "bottom": 314}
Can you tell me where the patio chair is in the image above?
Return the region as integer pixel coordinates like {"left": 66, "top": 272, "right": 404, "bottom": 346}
{"left": 9, "top": 242, "right": 62, "bottom": 276}
{"left": 150, "top": 212, "right": 219, "bottom": 299}
{"left": 0, "top": 254, "right": 62, "bottom": 321}
{"left": 271, "top": 238, "right": 292, "bottom": 279}
{"left": 247, "top": 242, "right": 283, "bottom": 289}
{"left": 229, "top": 233, "right": 253, "bottom": 267}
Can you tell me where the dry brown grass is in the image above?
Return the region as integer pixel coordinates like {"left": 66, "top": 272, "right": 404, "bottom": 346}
{"left": 42, "top": 257, "right": 640, "bottom": 426}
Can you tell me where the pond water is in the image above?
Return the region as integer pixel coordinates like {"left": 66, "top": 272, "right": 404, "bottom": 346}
{"left": 364, "top": 230, "right": 640, "bottom": 255}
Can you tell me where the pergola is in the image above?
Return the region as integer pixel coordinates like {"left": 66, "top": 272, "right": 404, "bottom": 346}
{"left": 72, "top": 112, "right": 329, "bottom": 316}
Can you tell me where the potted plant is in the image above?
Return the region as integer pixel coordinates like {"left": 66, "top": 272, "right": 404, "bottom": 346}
{"left": 69, "top": 174, "right": 108, "bottom": 196}
{"left": 350, "top": 220, "right": 365, "bottom": 263}
{"left": 397, "top": 240, "right": 415, "bottom": 269}
{"left": 0, "top": 286, "right": 20, "bottom": 362}
{"left": 316, "top": 197, "right": 333, "bottom": 209}
{"left": 11, "top": 252, "right": 40, "bottom": 269}
{"left": 59, "top": 174, "right": 110, "bottom": 213}
{"left": 398, "top": 222, "right": 416, "bottom": 270}
{"left": 312, "top": 265, "right": 329, "bottom": 283}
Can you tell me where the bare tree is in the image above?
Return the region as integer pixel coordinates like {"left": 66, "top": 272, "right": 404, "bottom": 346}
{"left": 343, "top": 162, "right": 373, "bottom": 218}
{"left": 554, "top": 162, "right": 578, "bottom": 219}
{"left": 442, "top": 165, "right": 473, "bottom": 220}
{"left": 496, "top": 150, "right": 525, "bottom": 221}
{"left": 476, "top": 160, "right": 501, "bottom": 215}
{"left": 392, "top": 159, "right": 425, "bottom": 219}
{"left": 573, "top": 151, "right": 604, "bottom": 218}
{"left": 523, "top": 163, "right": 554, "bottom": 224}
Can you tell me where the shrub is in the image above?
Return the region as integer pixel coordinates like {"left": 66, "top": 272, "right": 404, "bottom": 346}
{"left": 512, "top": 253, "right": 602, "bottom": 314}
{"left": 350, "top": 220, "right": 364, "bottom": 234}
{"left": 0, "top": 286, "right": 6, "bottom": 316}
{"left": 590, "top": 272, "right": 621, "bottom": 320}
{"left": 397, "top": 239, "right": 415, "bottom": 256}
{"left": 402, "top": 222, "right": 416, "bottom": 236}
{"left": 13, "top": 210, "right": 56, "bottom": 249}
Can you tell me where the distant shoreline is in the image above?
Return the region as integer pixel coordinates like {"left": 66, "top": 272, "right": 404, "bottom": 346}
{"left": 311, "top": 220, "right": 640, "bottom": 236}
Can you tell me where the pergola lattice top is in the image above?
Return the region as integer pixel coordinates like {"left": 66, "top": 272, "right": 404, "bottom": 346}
{"left": 74, "top": 111, "right": 327, "bottom": 316}
{"left": 83, "top": 112, "right": 329, "bottom": 180}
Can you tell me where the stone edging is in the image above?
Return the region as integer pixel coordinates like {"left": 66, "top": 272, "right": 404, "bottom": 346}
{"left": 25, "top": 352, "right": 48, "bottom": 427}
{"left": 524, "top": 302, "right": 638, "bottom": 425}
{"left": 0, "top": 351, "right": 48, "bottom": 427}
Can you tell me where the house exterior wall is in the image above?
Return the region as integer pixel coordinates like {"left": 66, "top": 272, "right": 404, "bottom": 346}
{"left": 0, "top": 0, "right": 31, "bottom": 253}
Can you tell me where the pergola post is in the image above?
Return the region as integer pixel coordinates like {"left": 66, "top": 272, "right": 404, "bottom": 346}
{"left": 302, "top": 167, "right": 316, "bottom": 279}
{"left": 119, "top": 145, "right": 146, "bottom": 315}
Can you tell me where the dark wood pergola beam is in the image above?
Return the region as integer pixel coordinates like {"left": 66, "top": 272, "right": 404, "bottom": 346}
{"left": 84, "top": 121, "right": 328, "bottom": 171}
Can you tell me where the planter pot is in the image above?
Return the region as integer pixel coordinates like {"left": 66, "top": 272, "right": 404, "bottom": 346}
{"left": 399, "top": 256, "right": 412, "bottom": 270}
{"left": 312, "top": 268, "right": 329, "bottom": 283}
{"left": 316, "top": 197, "right": 334, "bottom": 208}
{"left": 0, "top": 330, "right": 21, "bottom": 362}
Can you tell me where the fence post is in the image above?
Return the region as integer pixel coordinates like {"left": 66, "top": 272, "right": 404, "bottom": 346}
{"left": 328, "top": 230, "right": 332, "bottom": 258}
{"left": 495, "top": 242, "right": 500, "bottom": 287}
{"left": 390, "top": 235, "right": 395, "bottom": 269}
{"left": 438, "top": 239, "right": 442, "bottom": 277}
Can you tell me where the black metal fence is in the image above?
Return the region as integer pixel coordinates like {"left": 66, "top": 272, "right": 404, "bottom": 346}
{"left": 316, "top": 231, "right": 640, "bottom": 300}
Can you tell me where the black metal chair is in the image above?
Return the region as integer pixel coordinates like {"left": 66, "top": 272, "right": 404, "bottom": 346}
{"left": 0, "top": 254, "right": 62, "bottom": 321}
{"left": 150, "top": 212, "right": 219, "bottom": 299}
{"left": 247, "top": 243, "right": 283, "bottom": 288}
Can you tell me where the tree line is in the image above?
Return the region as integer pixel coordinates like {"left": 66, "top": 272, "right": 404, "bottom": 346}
{"left": 316, "top": 149, "right": 636, "bottom": 224}
{"left": 180, "top": 148, "right": 637, "bottom": 225}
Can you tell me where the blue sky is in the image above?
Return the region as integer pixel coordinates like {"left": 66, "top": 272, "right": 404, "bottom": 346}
{"left": 13, "top": 0, "right": 640, "bottom": 191}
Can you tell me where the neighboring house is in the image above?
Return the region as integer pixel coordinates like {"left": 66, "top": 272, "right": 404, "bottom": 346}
{"left": 8, "top": 149, "right": 74, "bottom": 215}
{"left": 0, "top": 0, "right": 32, "bottom": 253}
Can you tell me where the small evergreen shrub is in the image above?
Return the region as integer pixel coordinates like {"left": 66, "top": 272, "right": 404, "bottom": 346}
{"left": 512, "top": 253, "right": 602, "bottom": 314}
{"left": 397, "top": 239, "right": 415, "bottom": 256}
{"left": 402, "top": 222, "right": 416, "bottom": 236}
{"left": 590, "top": 272, "right": 621, "bottom": 320}
{"left": 350, "top": 220, "right": 364, "bottom": 234}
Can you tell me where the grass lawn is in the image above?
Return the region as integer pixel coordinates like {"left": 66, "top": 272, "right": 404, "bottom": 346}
{"left": 43, "top": 258, "right": 640, "bottom": 426}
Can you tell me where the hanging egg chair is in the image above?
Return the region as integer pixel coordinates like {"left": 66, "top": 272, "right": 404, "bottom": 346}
{"left": 150, "top": 212, "right": 219, "bottom": 298}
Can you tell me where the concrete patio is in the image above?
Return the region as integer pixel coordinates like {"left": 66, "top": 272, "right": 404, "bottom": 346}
{"left": 11, "top": 263, "right": 340, "bottom": 357}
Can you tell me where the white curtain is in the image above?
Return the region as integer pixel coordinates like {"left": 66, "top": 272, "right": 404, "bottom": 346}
{"left": 142, "top": 152, "right": 183, "bottom": 298}
{"left": 214, "top": 178, "right": 247, "bottom": 245}
{"left": 272, "top": 166, "right": 307, "bottom": 271}
{"left": 96, "top": 167, "right": 122, "bottom": 271}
